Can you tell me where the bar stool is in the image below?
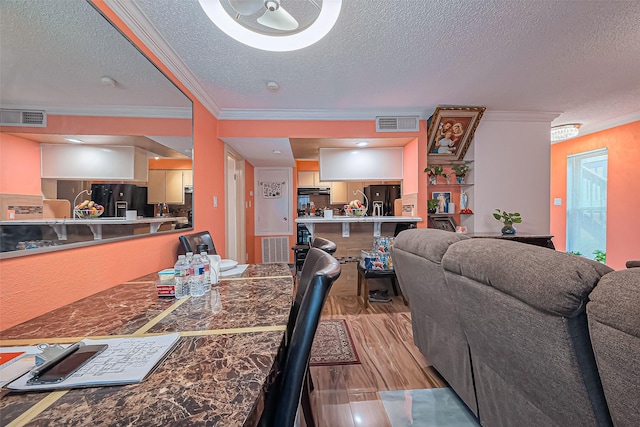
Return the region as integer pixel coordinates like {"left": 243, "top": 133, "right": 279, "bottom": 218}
{"left": 311, "top": 236, "right": 337, "bottom": 255}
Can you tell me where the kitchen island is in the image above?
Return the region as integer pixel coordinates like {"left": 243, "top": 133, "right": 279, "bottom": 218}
{"left": 296, "top": 215, "right": 422, "bottom": 238}
{"left": 295, "top": 216, "right": 422, "bottom": 295}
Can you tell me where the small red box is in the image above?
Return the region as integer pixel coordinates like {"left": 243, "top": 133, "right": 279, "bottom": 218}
{"left": 155, "top": 283, "right": 175, "bottom": 297}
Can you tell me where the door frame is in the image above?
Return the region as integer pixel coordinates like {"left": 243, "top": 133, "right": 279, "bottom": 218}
{"left": 224, "top": 145, "right": 246, "bottom": 263}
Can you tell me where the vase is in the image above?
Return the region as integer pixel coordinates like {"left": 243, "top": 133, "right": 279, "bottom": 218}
{"left": 428, "top": 208, "right": 436, "bottom": 214}
{"left": 501, "top": 222, "right": 517, "bottom": 235}
{"left": 429, "top": 175, "right": 436, "bottom": 185}
{"left": 456, "top": 175, "right": 465, "bottom": 184}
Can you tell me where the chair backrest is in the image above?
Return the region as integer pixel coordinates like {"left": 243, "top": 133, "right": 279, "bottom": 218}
{"left": 287, "top": 247, "right": 329, "bottom": 344}
{"left": 178, "top": 231, "right": 216, "bottom": 256}
{"left": 311, "top": 236, "right": 337, "bottom": 255}
{"left": 259, "top": 248, "right": 341, "bottom": 427}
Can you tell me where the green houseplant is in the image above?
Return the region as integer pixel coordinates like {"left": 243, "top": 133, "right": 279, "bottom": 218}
{"left": 451, "top": 163, "right": 471, "bottom": 184}
{"left": 424, "top": 165, "right": 444, "bottom": 185}
{"left": 427, "top": 199, "right": 439, "bottom": 214}
{"left": 493, "top": 209, "right": 522, "bottom": 235}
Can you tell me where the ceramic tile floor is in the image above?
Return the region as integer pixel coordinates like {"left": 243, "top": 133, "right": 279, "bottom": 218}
{"left": 379, "top": 388, "right": 479, "bottom": 427}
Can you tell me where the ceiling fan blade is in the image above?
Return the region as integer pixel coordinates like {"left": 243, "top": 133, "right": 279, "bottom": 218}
{"left": 228, "top": 0, "right": 263, "bottom": 15}
{"left": 257, "top": 6, "right": 299, "bottom": 31}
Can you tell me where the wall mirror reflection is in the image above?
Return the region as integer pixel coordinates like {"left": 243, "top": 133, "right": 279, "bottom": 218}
{"left": 0, "top": 0, "right": 194, "bottom": 256}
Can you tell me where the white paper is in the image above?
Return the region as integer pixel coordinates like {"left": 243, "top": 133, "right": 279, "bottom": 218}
{"left": 7, "top": 333, "right": 180, "bottom": 391}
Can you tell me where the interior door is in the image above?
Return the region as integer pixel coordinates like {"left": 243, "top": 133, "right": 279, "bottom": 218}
{"left": 254, "top": 168, "right": 292, "bottom": 236}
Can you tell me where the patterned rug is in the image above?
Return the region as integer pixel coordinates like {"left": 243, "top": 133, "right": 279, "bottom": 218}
{"left": 310, "top": 319, "right": 360, "bottom": 366}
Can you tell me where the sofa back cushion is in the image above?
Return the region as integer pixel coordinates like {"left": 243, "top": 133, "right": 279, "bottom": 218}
{"left": 442, "top": 238, "right": 613, "bottom": 426}
{"left": 588, "top": 268, "right": 640, "bottom": 426}
{"left": 392, "top": 229, "right": 477, "bottom": 414}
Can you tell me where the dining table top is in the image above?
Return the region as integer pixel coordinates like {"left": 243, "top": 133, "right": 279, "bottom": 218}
{"left": 0, "top": 263, "right": 294, "bottom": 427}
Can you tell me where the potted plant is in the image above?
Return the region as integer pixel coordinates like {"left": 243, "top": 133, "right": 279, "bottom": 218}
{"left": 427, "top": 199, "right": 439, "bottom": 214}
{"left": 451, "top": 163, "right": 470, "bottom": 184}
{"left": 424, "top": 165, "right": 444, "bottom": 185}
{"left": 493, "top": 209, "right": 522, "bottom": 235}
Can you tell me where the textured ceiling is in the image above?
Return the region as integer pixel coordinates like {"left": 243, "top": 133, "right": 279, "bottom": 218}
{"left": 2, "top": 0, "right": 640, "bottom": 166}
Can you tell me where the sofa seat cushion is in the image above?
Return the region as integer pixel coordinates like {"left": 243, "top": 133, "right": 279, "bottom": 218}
{"left": 443, "top": 239, "right": 613, "bottom": 317}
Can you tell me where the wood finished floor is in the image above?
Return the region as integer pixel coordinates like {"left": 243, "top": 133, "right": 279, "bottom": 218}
{"left": 308, "top": 292, "right": 447, "bottom": 427}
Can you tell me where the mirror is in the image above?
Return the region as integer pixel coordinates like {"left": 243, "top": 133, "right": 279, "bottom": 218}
{"left": 0, "top": 0, "right": 193, "bottom": 255}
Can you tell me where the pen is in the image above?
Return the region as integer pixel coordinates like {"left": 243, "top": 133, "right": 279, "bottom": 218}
{"left": 30, "top": 342, "right": 82, "bottom": 378}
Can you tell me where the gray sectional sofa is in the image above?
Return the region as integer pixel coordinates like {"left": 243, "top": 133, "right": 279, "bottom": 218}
{"left": 392, "top": 228, "right": 639, "bottom": 426}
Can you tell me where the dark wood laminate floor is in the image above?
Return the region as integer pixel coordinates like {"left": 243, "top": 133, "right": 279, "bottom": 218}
{"left": 309, "top": 294, "right": 446, "bottom": 427}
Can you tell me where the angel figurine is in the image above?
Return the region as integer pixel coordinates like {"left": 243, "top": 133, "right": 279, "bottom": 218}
{"left": 460, "top": 190, "right": 468, "bottom": 210}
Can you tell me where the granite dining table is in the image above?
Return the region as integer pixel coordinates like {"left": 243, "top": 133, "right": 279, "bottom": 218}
{"left": 0, "top": 263, "right": 294, "bottom": 426}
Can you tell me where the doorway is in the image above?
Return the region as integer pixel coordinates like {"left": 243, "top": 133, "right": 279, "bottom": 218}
{"left": 225, "top": 147, "right": 246, "bottom": 263}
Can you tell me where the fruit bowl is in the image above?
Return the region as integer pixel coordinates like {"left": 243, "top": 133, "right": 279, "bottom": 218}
{"left": 345, "top": 206, "right": 366, "bottom": 217}
{"left": 74, "top": 206, "right": 105, "bottom": 219}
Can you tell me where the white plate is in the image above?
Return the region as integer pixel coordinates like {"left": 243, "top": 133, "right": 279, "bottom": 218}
{"left": 219, "top": 259, "right": 238, "bottom": 272}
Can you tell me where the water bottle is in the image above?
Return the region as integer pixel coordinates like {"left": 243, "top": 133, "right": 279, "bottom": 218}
{"left": 174, "top": 255, "right": 189, "bottom": 299}
{"left": 200, "top": 251, "right": 211, "bottom": 293}
{"left": 189, "top": 254, "right": 205, "bottom": 297}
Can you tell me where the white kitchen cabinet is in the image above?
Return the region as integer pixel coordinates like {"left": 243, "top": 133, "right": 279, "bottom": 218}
{"left": 182, "top": 169, "right": 193, "bottom": 187}
{"left": 298, "top": 171, "right": 320, "bottom": 187}
{"left": 330, "top": 181, "right": 348, "bottom": 204}
{"left": 148, "top": 169, "right": 184, "bottom": 204}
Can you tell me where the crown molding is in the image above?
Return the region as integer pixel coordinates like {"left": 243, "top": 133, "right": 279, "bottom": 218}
{"left": 217, "top": 108, "right": 428, "bottom": 121}
{"left": 482, "top": 111, "right": 561, "bottom": 122}
{"left": 104, "top": 0, "right": 221, "bottom": 117}
{"left": 579, "top": 111, "right": 640, "bottom": 138}
{"left": 2, "top": 104, "right": 192, "bottom": 119}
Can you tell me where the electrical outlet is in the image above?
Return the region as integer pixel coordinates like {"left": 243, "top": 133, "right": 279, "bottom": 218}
{"left": 554, "top": 198, "right": 562, "bottom": 206}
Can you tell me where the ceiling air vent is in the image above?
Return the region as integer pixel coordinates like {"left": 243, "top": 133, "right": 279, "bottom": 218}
{"left": 376, "top": 116, "right": 419, "bottom": 132}
{"left": 0, "top": 109, "right": 47, "bottom": 127}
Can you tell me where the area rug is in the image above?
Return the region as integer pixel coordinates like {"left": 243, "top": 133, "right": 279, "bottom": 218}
{"left": 310, "top": 319, "right": 360, "bottom": 366}
{"left": 379, "top": 388, "right": 479, "bottom": 426}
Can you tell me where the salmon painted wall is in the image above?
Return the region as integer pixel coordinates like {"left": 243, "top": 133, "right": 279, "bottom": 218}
{"left": 551, "top": 121, "right": 640, "bottom": 270}
{"left": 403, "top": 137, "right": 419, "bottom": 195}
{"left": 0, "top": 2, "right": 226, "bottom": 330}
{"left": 148, "top": 158, "right": 193, "bottom": 170}
{"left": 296, "top": 160, "right": 319, "bottom": 171}
{"left": 0, "top": 133, "right": 41, "bottom": 195}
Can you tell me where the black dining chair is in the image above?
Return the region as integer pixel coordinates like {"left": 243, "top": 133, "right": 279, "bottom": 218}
{"left": 177, "top": 230, "right": 217, "bottom": 256}
{"left": 259, "top": 248, "right": 341, "bottom": 427}
{"left": 311, "top": 236, "right": 337, "bottom": 255}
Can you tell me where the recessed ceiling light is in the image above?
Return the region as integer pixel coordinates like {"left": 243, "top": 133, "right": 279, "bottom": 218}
{"left": 356, "top": 141, "right": 368, "bottom": 147}
{"left": 65, "top": 137, "right": 83, "bottom": 143}
{"left": 100, "top": 76, "right": 117, "bottom": 87}
{"left": 267, "top": 81, "right": 280, "bottom": 92}
{"left": 272, "top": 149, "right": 282, "bottom": 154}
{"left": 197, "top": 0, "right": 342, "bottom": 52}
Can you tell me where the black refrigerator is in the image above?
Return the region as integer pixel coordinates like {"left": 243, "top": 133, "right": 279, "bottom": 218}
{"left": 91, "top": 184, "right": 153, "bottom": 217}
{"left": 364, "top": 185, "right": 401, "bottom": 216}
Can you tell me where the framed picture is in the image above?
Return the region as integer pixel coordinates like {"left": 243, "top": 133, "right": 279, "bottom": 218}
{"left": 432, "top": 191, "right": 451, "bottom": 214}
{"left": 427, "top": 106, "right": 486, "bottom": 161}
{"left": 429, "top": 216, "right": 457, "bottom": 232}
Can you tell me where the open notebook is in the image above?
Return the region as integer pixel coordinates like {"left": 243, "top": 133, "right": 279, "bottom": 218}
{"left": 6, "top": 333, "right": 180, "bottom": 391}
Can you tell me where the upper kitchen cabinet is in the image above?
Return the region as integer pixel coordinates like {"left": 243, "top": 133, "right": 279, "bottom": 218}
{"left": 298, "top": 171, "right": 322, "bottom": 187}
{"left": 41, "top": 145, "right": 148, "bottom": 181}
{"left": 329, "top": 181, "right": 348, "bottom": 204}
{"left": 148, "top": 169, "right": 184, "bottom": 204}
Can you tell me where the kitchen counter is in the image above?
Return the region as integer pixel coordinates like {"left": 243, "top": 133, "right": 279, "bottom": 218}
{"left": 0, "top": 264, "right": 294, "bottom": 426}
{"left": 296, "top": 215, "right": 422, "bottom": 237}
{"left": 0, "top": 217, "right": 180, "bottom": 240}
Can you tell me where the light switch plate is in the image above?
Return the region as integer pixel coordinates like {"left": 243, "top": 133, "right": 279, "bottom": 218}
{"left": 554, "top": 198, "right": 562, "bottom": 206}
{"left": 213, "top": 196, "right": 218, "bottom": 207}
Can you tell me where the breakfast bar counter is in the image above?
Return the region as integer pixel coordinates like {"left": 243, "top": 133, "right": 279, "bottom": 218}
{"left": 0, "top": 264, "right": 293, "bottom": 426}
{"left": 296, "top": 215, "right": 422, "bottom": 237}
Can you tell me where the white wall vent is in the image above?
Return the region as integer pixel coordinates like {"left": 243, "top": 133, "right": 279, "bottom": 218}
{"left": 376, "top": 116, "right": 419, "bottom": 132}
{"left": 0, "top": 109, "right": 47, "bottom": 127}
{"left": 261, "top": 237, "right": 290, "bottom": 263}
